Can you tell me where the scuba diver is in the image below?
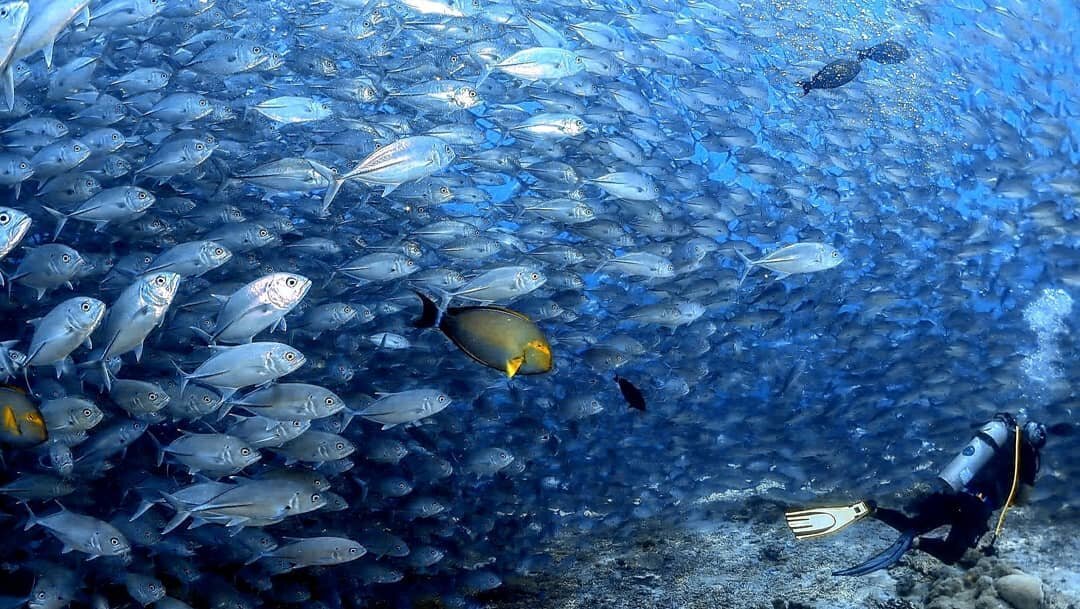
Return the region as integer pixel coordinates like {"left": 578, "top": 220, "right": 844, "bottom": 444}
{"left": 785, "top": 413, "right": 1056, "bottom": 576}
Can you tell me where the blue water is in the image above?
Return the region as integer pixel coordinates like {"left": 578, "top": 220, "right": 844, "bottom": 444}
{"left": 0, "top": 0, "right": 1075, "bottom": 607}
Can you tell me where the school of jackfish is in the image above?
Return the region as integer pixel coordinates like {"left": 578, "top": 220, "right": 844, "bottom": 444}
{"left": 0, "top": 0, "right": 1076, "bottom": 607}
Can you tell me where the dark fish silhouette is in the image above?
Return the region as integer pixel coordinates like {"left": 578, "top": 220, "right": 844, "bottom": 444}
{"left": 798, "top": 59, "right": 861, "bottom": 95}
{"left": 857, "top": 40, "right": 911, "bottom": 64}
{"left": 614, "top": 374, "right": 646, "bottom": 411}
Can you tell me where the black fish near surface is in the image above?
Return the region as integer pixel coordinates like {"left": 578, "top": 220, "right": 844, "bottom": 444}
{"left": 798, "top": 59, "right": 862, "bottom": 95}
{"left": 857, "top": 40, "right": 911, "bottom": 64}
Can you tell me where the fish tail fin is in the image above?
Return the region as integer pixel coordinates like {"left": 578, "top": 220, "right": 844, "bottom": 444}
{"left": 22, "top": 503, "right": 39, "bottom": 531}
{"left": 41, "top": 206, "right": 68, "bottom": 241}
{"left": 2, "top": 67, "right": 12, "bottom": 112}
{"left": 170, "top": 358, "right": 190, "bottom": 397}
{"left": 411, "top": 290, "right": 441, "bottom": 329}
{"left": 189, "top": 326, "right": 215, "bottom": 345}
{"left": 735, "top": 248, "right": 756, "bottom": 290}
{"left": 475, "top": 67, "right": 491, "bottom": 89}
{"left": 159, "top": 494, "right": 191, "bottom": 535}
{"left": 148, "top": 430, "right": 164, "bottom": 467}
{"left": 322, "top": 177, "right": 345, "bottom": 216}
{"left": 98, "top": 359, "right": 113, "bottom": 393}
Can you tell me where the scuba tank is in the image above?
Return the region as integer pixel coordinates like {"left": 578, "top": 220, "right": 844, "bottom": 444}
{"left": 938, "top": 413, "right": 1014, "bottom": 492}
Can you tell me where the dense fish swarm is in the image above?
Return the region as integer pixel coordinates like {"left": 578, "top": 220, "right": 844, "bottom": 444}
{"left": 0, "top": 0, "right": 1075, "bottom": 607}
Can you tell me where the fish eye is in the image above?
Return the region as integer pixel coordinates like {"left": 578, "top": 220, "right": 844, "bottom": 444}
{"left": 440, "top": 186, "right": 450, "bottom": 195}
{"left": 203, "top": 395, "right": 211, "bottom": 403}
{"left": 138, "top": 191, "right": 147, "bottom": 199}
{"left": 110, "top": 537, "right": 120, "bottom": 545}
{"left": 311, "top": 493, "right": 319, "bottom": 502}
{"left": 231, "top": 210, "right": 241, "bottom": 218}
{"left": 155, "top": 275, "right": 166, "bottom": 285}
{"left": 81, "top": 302, "right": 91, "bottom": 311}
{"left": 196, "top": 143, "right": 205, "bottom": 150}
{"left": 148, "top": 392, "right": 158, "bottom": 401}
{"left": 61, "top": 254, "right": 71, "bottom": 262}
{"left": 240, "top": 447, "right": 250, "bottom": 456}
{"left": 148, "top": 584, "right": 156, "bottom": 591}
{"left": 324, "top": 397, "right": 334, "bottom": 405}
{"left": 159, "top": 73, "right": 167, "bottom": 80}
{"left": 259, "top": 229, "right": 269, "bottom": 237}
{"left": 444, "top": 145, "right": 452, "bottom": 154}
{"left": 199, "top": 99, "right": 208, "bottom": 106}
{"left": 73, "top": 144, "right": 81, "bottom": 152}
{"left": 253, "top": 46, "right": 261, "bottom": 53}
{"left": 363, "top": 21, "right": 370, "bottom": 27}
{"left": 335, "top": 442, "right": 345, "bottom": 450}
{"left": 292, "top": 420, "right": 302, "bottom": 427}
{"left": 832, "top": 251, "right": 839, "bottom": 257}
{"left": 575, "top": 119, "right": 583, "bottom": 127}
{"left": 531, "top": 272, "right": 539, "bottom": 280}
{"left": 349, "top": 547, "right": 358, "bottom": 554}
{"left": 82, "top": 408, "right": 93, "bottom": 417}
{"left": 343, "top": 305, "right": 352, "bottom": 313}
{"left": 575, "top": 56, "right": 583, "bottom": 63}
{"left": 450, "top": 54, "right": 459, "bottom": 62}
{"left": 18, "top": 162, "right": 26, "bottom": 169}
{"left": 112, "top": 133, "right": 119, "bottom": 140}
{"left": 214, "top": 248, "right": 224, "bottom": 255}
{"left": 0, "top": 214, "right": 7, "bottom": 224}
{"left": 285, "top": 351, "right": 296, "bottom": 361}
{"left": 86, "top": 180, "right": 94, "bottom": 187}
{"left": 286, "top": 277, "right": 297, "bottom": 287}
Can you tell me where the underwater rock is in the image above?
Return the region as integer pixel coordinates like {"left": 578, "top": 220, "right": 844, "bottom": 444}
{"left": 995, "top": 573, "right": 1044, "bottom": 609}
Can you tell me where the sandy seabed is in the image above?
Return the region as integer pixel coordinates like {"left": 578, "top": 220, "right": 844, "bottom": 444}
{"left": 484, "top": 500, "right": 1079, "bottom": 609}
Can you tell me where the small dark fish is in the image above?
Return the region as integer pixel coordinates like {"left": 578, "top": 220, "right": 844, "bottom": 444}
{"left": 614, "top": 374, "right": 646, "bottom": 411}
{"left": 798, "top": 59, "right": 861, "bottom": 95}
{"left": 856, "top": 40, "right": 910, "bottom": 64}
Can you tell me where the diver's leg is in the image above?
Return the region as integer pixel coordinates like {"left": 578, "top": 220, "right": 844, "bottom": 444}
{"left": 915, "top": 535, "right": 969, "bottom": 564}
{"left": 873, "top": 507, "right": 915, "bottom": 532}
{"left": 916, "top": 514, "right": 989, "bottom": 565}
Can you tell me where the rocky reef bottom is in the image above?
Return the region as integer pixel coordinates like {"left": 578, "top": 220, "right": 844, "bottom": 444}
{"left": 484, "top": 499, "right": 1079, "bottom": 609}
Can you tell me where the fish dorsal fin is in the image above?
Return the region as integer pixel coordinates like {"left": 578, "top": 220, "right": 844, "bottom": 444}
{"left": 461, "top": 305, "right": 533, "bottom": 323}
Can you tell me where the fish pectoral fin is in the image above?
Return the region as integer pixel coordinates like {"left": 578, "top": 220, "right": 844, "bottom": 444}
{"left": 505, "top": 356, "right": 524, "bottom": 378}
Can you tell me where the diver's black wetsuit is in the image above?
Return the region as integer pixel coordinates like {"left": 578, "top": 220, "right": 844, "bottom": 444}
{"left": 872, "top": 433, "right": 1040, "bottom": 565}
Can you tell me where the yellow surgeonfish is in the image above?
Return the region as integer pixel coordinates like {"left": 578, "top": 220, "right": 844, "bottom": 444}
{"left": 0, "top": 385, "right": 47, "bottom": 447}
{"left": 412, "top": 291, "right": 552, "bottom": 378}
